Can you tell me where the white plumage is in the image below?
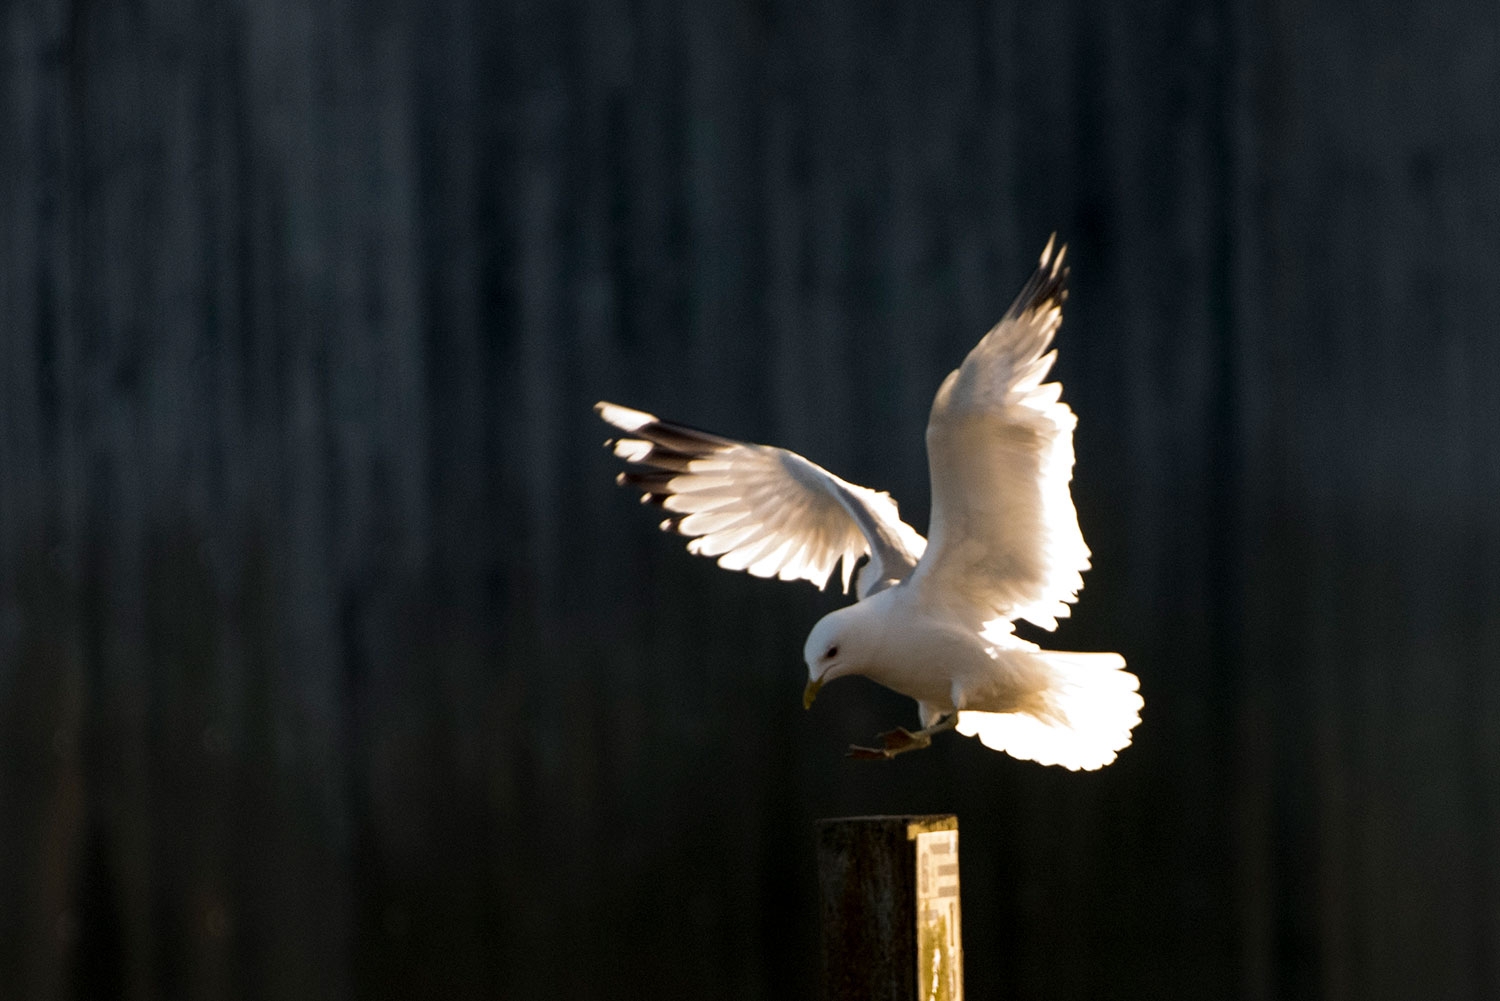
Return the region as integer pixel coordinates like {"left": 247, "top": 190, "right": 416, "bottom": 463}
{"left": 598, "top": 237, "right": 1141, "bottom": 770}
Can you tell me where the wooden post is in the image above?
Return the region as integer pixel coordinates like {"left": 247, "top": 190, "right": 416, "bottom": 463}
{"left": 816, "top": 815, "right": 963, "bottom": 1001}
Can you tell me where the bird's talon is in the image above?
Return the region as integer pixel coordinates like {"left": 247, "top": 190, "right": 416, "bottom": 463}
{"left": 847, "top": 726, "right": 935, "bottom": 760}
{"left": 879, "top": 726, "right": 930, "bottom": 751}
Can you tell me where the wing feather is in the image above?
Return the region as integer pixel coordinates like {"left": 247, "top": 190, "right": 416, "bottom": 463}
{"left": 597, "top": 402, "right": 926, "bottom": 596}
{"left": 909, "top": 237, "right": 1094, "bottom": 630}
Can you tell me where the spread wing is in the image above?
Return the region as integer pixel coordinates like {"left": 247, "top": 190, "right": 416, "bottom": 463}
{"left": 907, "top": 236, "right": 1093, "bottom": 631}
{"left": 597, "top": 403, "right": 926, "bottom": 597}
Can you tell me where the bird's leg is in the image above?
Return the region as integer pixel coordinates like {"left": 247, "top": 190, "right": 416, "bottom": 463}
{"left": 847, "top": 713, "right": 959, "bottom": 760}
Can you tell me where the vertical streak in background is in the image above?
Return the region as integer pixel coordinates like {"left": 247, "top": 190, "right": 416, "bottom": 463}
{"left": 1225, "top": 0, "right": 1276, "bottom": 995}
{"left": 512, "top": 37, "right": 565, "bottom": 621}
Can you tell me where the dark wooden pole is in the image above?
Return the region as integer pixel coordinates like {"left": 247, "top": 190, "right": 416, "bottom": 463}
{"left": 816, "top": 815, "right": 963, "bottom": 1001}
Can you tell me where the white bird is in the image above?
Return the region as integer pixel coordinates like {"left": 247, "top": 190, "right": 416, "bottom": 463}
{"left": 597, "top": 237, "right": 1141, "bottom": 769}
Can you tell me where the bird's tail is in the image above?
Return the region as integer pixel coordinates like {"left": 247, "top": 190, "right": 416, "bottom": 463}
{"left": 956, "top": 652, "right": 1142, "bottom": 770}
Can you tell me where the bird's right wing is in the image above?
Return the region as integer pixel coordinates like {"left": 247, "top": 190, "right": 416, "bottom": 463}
{"left": 597, "top": 403, "right": 926, "bottom": 597}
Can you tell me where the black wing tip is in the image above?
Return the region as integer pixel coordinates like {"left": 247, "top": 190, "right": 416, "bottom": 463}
{"left": 601, "top": 405, "right": 742, "bottom": 511}
{"left": 595, "top": 401, "right": 738, "bottom": 461}
{"left": 617, "top": 470, "right": 677, "bottom": 492}
{"left": 1004, "top": 234, "right": 1070, "bottom": 321}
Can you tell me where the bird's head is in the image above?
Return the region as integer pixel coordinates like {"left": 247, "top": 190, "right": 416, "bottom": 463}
{"left": 801, "top": 605, "right": 868, "bottom": 709}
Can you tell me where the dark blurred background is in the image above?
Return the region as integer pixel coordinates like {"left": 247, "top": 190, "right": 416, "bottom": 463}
{"left": 2, "top": 0, "right": 1498, "bottom": 998}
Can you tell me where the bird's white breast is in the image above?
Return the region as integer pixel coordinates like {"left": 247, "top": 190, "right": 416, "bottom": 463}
{"left": 853, "top": 587, "right": 1010, "bottom": 712}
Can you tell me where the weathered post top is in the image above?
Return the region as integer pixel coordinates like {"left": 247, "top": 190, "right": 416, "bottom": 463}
{"left": 816, "top": 815, "right": 963, "bottom": 1001}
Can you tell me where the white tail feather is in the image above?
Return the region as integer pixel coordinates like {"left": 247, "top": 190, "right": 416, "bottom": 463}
{"left": 955, "top": 653, "right": 1141, "bottom": 770}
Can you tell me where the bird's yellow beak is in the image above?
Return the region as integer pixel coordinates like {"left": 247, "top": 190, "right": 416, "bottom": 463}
{"left": 803, "top": 677, "right": 823, "bottom": 710}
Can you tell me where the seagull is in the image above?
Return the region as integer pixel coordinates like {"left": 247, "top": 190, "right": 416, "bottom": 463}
{"left": 597, "top": 237, "right": 1141, "bottom": 769}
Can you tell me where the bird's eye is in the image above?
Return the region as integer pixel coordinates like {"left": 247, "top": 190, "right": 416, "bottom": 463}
{"left": 825, "top": 645, "right": 839, "bottom": 660}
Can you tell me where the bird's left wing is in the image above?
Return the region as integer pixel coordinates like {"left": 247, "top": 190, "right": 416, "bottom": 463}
{"left": 907, "top": 237, "right": 1093, "bottom": 630}
{"left": 597, "top": 403, "right": 926, "bottom": 596}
